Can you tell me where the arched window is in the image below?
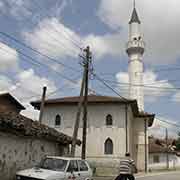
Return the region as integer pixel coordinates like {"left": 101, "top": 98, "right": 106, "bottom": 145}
{"left": 55, "top": 114, "right": 61, "bottom": 126}
{"left": 106, "top": 114, "right": 113, "bottom": 126}
{"left": 104, "top": 138, "right": 113, "bottom": 154}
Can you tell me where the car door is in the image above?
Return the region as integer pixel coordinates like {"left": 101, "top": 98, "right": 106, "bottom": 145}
{"left": 77, "top": 160, "right": 91, "bottom": 180}
{"left": 66, "top": 160, "right": 81, "bottom": 180}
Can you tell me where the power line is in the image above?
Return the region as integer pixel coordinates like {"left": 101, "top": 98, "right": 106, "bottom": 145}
{"left": 19, "top": 73, "right": 82, "bottom": 101}
{"left": 0, "top": 41, "right": 97, "bottom": 96}
{"left": 92, "top": 72, "right": 128, "bottom": 101}
{"left": 0, "top": 2, "right": 79, "bottom": 56}
{"left": 31, "top": 0, "right": 83, "bottom": 50}
{"left": 0, "top": 31, "right": 80, "bottom": 73}
{"left": 155, "top": 117, "right": 180, "bottom": 129}
{"left": 0, "top": 41, "right": 80, "bottom": 85}
{"left": 13, "top": 0, "right": 82, "bottom": 50}
{"left": 102, "top": 79, "right": 180, "bottom": 91}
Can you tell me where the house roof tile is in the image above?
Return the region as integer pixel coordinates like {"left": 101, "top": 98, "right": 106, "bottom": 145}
{"left": 0, "top": 112, "right": 81, "bottom": 145}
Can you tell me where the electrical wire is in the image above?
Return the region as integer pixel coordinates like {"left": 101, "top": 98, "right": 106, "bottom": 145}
{"left": 0, "top": 42, "right": 80, "bottom": 85}
{"left": 0, "top": 2, "right": 79, "bottom": 56}
{"left": 0, "top": 31, "right": 80, "bottom": 73}
{"left": 102, "top": 79, "right": 180, "bottom": 91}
{"left": 31, "top": 0, "right": 83, "bottom": 50}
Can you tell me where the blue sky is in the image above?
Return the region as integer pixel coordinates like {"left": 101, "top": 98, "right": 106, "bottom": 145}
{"left": 0, "top": 0, "right": 180, "bottom": 137}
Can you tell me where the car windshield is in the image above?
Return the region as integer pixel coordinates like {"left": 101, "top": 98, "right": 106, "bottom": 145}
{"left": 39, "top": 158, "right": 68, "bottom": 171}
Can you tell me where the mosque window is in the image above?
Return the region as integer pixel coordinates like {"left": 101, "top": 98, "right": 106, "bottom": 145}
{"left": 104, "top": 138, "right": 113, "bottom": 154}
{"left": 55, "top": 114, "right": 61, "bottom": 126}
{"left": 106, "top": 114, "right": 113, "bottom": 126}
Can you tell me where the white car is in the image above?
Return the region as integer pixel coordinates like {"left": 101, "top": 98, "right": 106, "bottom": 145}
{"left": 16, "top": 156, "right": 93, "bottom": 180}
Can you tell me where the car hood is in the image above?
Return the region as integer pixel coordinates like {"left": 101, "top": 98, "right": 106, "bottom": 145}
{"left": 16, "top": 168, "right": 65, "bottom": 180}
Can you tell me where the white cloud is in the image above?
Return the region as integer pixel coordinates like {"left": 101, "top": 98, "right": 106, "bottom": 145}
{"left": 116, "top": 70, "right": 174, "bottom": 102}
{"left": 98, "top": 0, "right": 180, "bottom": 64}
{"left": 16, "top": 69, "right": 56, "bottom": 95}
{"left": 172, "top": 92, "right": 180, "bottom": 102}
{"left": 84, "top": 32, "right": 126, "bottom": 59}
{"left": 23, "top": 18, "right": 82, "bottom": 59}
{"left": 149, "top": 118, "right": 178, "bottom": 138}
{"left": 7, "top": 0, "right": 32, "bottom": 20}
{"left": 23, "top": 16, "right": 127, "bottom": 61}
{"left": 0, "top": 1, "right": 4, "bottom": 10}
{"left": 0, "top": 76, "right": 13, "bottom": 93}
{"left": 0, "top": 42, "right": 19, "bottom": 71}
{"left": 0, "top": 69, "right": 57, "bottom": 120}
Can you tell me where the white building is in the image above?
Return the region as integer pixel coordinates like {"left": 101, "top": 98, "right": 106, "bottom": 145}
{"left": 149, "top": 137, "right": 180, "bottom": 170}
{"left": 31, "top": 4, "right": 155, "bottom": 173}
{"left": 31, "top": 95, "right": 154, "bottom": 172}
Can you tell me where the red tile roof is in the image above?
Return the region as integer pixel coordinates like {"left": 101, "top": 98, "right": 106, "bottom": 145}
{"left": 0, "top": 93, "right": 25, "bottom": 110}
{"left": 0, "top": 112, "right": 81, "bottom": 145}
{"left": 31, "top": 94, "right": 136, "bottom": 107}
{"left": 149, "top": 137, "right": 175, "bottom": 154}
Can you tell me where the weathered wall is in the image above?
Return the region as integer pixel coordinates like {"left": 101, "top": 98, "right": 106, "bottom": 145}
{"left": 41, "top": 103, "right": 141, "bottom": 176}
{"left": 149, "top": 153, "right": 180, "bottom": 170}
{"left": 42, "top": 104, "right": 130, "bottom": 159}
{"left": 0, "top": 96, "right": 20, "bottom": 113}
{"left": 43, "top": 104, "right": 126, "bottom": 129}
{"left": 133, "top": 117, "right": 148, "bottom": 171}
{"left": 0, "top": 131, "right": 68, "bottom": 180}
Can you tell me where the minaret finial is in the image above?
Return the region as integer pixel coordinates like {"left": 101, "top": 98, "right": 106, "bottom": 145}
{"left": 133, "top": 0, "right": 136, "bottom": 9}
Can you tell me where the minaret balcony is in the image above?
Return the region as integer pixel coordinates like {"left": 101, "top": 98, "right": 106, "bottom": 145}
{"left": 126, "top": 40, "right": 145, "bottom": 55}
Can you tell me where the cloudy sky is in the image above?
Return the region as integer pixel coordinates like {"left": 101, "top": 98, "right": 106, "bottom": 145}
{"left": 0, "top": 0, "right": 180, "bottom": 137}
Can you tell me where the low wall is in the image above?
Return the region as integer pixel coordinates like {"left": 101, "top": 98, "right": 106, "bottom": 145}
{"left": 87, "top": 157, "right": 120, "bottom": 177}
{"left": 0, "top": 131, "right": 68, "bottom": 180}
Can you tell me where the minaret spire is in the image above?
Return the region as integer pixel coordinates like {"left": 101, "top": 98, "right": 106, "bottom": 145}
{"left": 129, "top": 0, "right": 141, "bottom": 24}
{"left": 126, "top": 1, "right": 145, "bottom": 111}
{"left": 133, "top": 0, "right": 136, "bottom": 9}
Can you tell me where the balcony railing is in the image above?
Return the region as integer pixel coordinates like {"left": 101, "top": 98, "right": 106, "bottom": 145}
{"left": 126, "top": 40, "right": 145, "bottom": 50}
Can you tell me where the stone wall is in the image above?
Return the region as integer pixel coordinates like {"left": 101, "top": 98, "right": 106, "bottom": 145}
{"left": 0, "top": 131, "right": 69, "bottom": 180}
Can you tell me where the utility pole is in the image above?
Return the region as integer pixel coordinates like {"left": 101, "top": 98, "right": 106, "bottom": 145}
{"left": 71, "top": 46, "right": 91, "bottom": 158}
{"left": 70, "top": 70, "right": 85, "bottom": 157}
{"left": 39, "top": 86, "right": 47, "bottom": 124}
{"left": 82, "top": 46, "right": 91, "bottom": 159}
{"left": 166, "top": 128, "right": 169, "bottom": 169}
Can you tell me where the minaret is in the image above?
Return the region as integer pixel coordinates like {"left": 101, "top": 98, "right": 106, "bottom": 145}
{"left": 126, "top": 1, "right": 145, "bottom": 111}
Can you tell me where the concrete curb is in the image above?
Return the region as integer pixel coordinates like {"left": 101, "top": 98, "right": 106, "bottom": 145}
{"left": 135, "top": 170, "right": 180, "bottom": 178}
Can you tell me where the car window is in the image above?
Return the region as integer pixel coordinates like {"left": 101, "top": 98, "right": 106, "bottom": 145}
{"left": 67, "top": 160, "right": 79, "bottom": 172}
{"left": 40, "top": 158, "right": 67, "bottom": 171}
{"left": 78, "top": 160, "right": 88, "bottom": 171}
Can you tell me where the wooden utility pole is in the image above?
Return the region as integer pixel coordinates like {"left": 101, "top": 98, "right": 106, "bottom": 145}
{"left": 39, "top": 86, "right": 47, "bottom": 124}
{"left": 71, "top": 46, "right": 91, "bottom": 158}
{"left": 70, "top": 71, "right": 85, "bottom": 157}
{"left": 82, "top": 46, "right": 91, "bottom": 159}
{"left": 166, "top": 128, "right": 169, "bottom": 169}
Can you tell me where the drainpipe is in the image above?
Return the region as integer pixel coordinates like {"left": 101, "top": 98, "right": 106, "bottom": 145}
{"left": 125, "top": 104, "right": 128, "bottom": 153}
{"left": 144, "top": 119, "right": 148, "bottom": 173}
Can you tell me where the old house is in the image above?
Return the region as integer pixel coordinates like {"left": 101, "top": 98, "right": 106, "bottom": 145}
{"left": 148, "top": 136, "right": 180, "bottom": 170}
{"left": 31, "top": 94, "right": 155, "bottom": 173}
{"left": 0, "top": 93, "right": 80, "bottom": 180}
{"left": 0, "top": 93, "right": 25, "bottom": 113}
